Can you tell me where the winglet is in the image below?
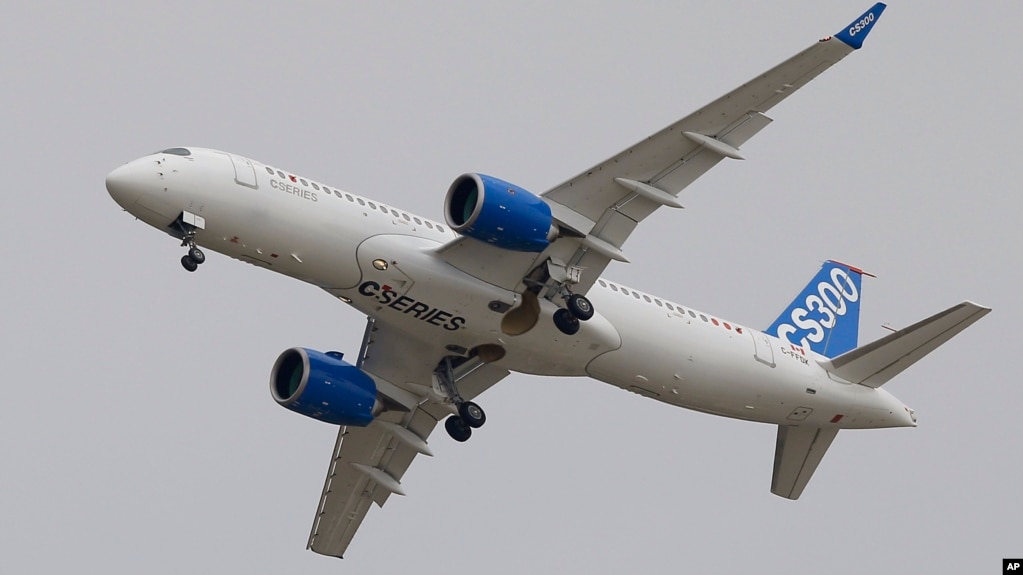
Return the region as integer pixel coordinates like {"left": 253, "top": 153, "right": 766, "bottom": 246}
{"left": 834, "top": 3, "right": 887, "bottom": 49}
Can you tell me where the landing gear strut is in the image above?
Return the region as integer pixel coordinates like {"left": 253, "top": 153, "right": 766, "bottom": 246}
{"left": 435, "top": 357, "right": 487, "bottom": 442}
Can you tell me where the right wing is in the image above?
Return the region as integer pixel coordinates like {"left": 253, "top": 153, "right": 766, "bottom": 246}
{"left": 306, "top": 320, "right": 509, "bottom": 558}
{"left": 438, "top": 3, "right": 888, "bottom": 297}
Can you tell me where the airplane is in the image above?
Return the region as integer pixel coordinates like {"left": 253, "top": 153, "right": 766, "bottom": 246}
{"left": 105, "top": 3, "right": 990, "bottom": 559}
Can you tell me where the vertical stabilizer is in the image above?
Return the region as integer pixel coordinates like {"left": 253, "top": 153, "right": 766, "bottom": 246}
{"left": 765, "top": 261, "right": 867, "bottom": 358}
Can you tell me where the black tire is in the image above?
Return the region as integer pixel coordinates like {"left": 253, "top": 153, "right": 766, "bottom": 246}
{"left": 445, "top": 416, "right": 472, "bottom": 442}
{"left": 188, "top": 247, "right": 206, "bottom": 264}
{"left": 458, "top": 401, "right": 486, "bottom": 428}
{"left": 566, "top": 294, "right": 594, "bottom": 321}
{"left": 180, "top": 255, "right": 198, "bottom": 272}
{"left": 553, "top": 308, "right": 580, "bottom": 335}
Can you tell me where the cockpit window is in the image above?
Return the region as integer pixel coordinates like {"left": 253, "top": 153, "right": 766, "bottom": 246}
{"left": 160, "top": 148, "right": 191, "bottom": 156}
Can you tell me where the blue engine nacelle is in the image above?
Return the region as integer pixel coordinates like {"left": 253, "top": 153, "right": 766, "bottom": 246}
{"left": 444, "top": 173, "right": 557, "bottom": 252}
{"left": 270, "top": 348, "right": 380, "bottom": 426}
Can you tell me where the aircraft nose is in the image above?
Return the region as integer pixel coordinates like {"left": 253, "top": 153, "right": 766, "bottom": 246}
{"left": 106, "top": 162, "right": 142, "bottom": 209}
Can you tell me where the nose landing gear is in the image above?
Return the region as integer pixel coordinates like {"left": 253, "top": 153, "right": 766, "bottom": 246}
{"left": 172, "top": 211, "right": 207, "bottom": 272}
{"left": 179, "top": 238, "right": 206, "bottom": 272}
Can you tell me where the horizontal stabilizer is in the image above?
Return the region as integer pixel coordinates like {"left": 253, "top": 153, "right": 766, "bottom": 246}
{"left": 772, "top": 425, "right": 839, "bottom": 500}
{"left": 819, "top": 301, "right": 991, "bottom": 388}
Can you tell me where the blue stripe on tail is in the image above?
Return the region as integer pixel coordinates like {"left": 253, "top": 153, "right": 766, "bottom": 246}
{"left": 764, "top": 261, "right": 865, "bottom": 358}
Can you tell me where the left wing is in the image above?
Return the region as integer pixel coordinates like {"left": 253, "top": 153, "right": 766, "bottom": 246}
{"left": 439, "top": 4, "right": 887, "bottom": 295}
{"left": 306, "top": 320, "right": 508, "bottom": 558}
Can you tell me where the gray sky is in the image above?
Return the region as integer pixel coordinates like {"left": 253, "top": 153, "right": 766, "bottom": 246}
{"left": 3, "top": 1, "right": 1019, "bottom": 572}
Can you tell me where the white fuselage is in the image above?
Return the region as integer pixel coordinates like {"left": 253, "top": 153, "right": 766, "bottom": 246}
{"left": 107, "top": 148, "right": 916, "bottom": 430}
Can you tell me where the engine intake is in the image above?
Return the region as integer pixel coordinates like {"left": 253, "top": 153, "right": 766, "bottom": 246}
{"left": 444, "top": 173, "right": 556, "bottom": 252}
{"left": 270, "top": 348, "right": 380, "bottom": 426}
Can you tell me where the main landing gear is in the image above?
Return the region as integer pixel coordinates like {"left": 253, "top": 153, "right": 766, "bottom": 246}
{"left": 553, "top": 292, "right": 594, "bottom": 335}
{"left": 435, "top": 357, "right": 487, "bottom": 442}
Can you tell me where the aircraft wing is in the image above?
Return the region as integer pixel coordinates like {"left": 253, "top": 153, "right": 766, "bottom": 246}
{"left": 439, "top": 4, "right": 887, "bottom": 296}
{"left": 305, "top": 320, "right": 508, "bottom": 558}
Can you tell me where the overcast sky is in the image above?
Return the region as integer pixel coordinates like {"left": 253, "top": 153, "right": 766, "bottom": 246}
{"left": 3, "top": 1, "right": 1020, "bottom": 573}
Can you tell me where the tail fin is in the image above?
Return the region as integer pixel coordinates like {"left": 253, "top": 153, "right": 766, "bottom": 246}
{"left": 765, "top": 261, "right": 868, "bottom": 358}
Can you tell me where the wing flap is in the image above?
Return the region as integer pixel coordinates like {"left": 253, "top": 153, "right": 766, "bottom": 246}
{"left": 307, "top": 417, "right": 405, "bottom": 558}
{"left": 819, "top": 301, "right": 991, "bottom": 388}
{"left": 771, "top": 425, "right": 839, "bottom": 500}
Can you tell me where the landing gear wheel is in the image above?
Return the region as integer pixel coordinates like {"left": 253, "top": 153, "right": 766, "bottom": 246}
{"left": 180, "top": 255, "right": 198, "bottom": 272}
{"left": 187, "top": 247, "right": 206, "bottom": 265}
{"left": 445, "top": 416, "right": 472, "bottom": 442}
{"left": 458, "top": 401, "right": 486, "bottom": 428}
{"left": 553, "top": 308, "right": 580, "bottom": 335}
{"left": 566, "top": 294, "right": 594, "bottom": 321}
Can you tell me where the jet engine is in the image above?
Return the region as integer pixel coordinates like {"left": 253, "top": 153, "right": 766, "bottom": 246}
{"left": 270, "top": 348, "right": 381, "bottom": 426}
{"left": 444, "top": 173, "right": 557, "bottom": 252}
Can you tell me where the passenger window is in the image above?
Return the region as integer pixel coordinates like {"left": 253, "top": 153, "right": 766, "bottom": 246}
{"left": 689, "top": 310, "right": 697, "bottom": 318}
{"left": 609, "top": 284, "right": 618, "bottom": 292}
{"left": 380, "top": 205, "right": 388, "bottom": 213}
{"left": 655, "top": 299, "right": 663, "bottom": 307}
{"left": 277, "top": 170, "right": 286, "bottom": 179}
{"left": 425, "top": 221, "right": 434, "bottom": 229}
{"left": 357, "top": 198, "right": 365, "bottom": 206}
{"left": 700, "top": 314, "right": 708, "bottom": 322}
{"left": 598, "top": 280, "right": 607, "bottom": 288}
{"left": 300, "top": 178, "right": 308, "bottom": 186}
{"left": 711, "top": 318, "right": 719, "bottom": 326}
{"left": 643, "top": 295, "right": 652, "bottom": 303}
{"left": 334, "top": 190, "right": 344, "bottom": 199}
{"left": 437, "top": 225, "right": 445, "bottom": 233}
{"left": 390, "top": 209, "right": 400, "bottom": 217}
{"left": 413, "top": 217, "right": 422, "bottom": 225}
{"left": 312, "top": 183, "right": 320, "bottom": 191}
{"left": 402, "top": 213, "right": 410, "bottom": 221}
{"left": 368, "top": 201, "right": 377, "bottom": 209}
{"left": 665, "top": 302, "right": 674, "bottom": 310}
{"left": 265, "top": 167, "right": 274, "bottom": 175}
{"left": 633, "top": 292, "right": 641, "bottom": 299}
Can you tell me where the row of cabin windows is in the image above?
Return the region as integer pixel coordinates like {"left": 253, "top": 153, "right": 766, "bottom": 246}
{"left": 262, "top": 165, "right": 446, "bottom": 233}
{"left": 596, "top": 279, "right": 742, "bottom": 334}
